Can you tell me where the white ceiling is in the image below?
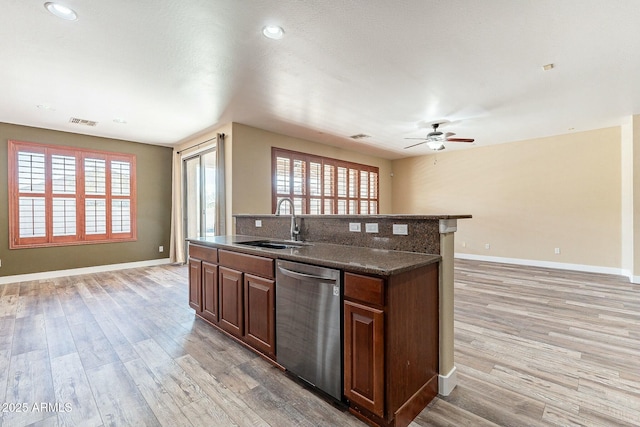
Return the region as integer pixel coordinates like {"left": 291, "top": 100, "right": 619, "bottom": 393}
{"left": 2, "top": 0, "right": 639, "bottom": 159}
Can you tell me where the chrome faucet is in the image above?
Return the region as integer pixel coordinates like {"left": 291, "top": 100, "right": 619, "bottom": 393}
{"left": 275, "top": 198, "right": 300, "bottom": 241}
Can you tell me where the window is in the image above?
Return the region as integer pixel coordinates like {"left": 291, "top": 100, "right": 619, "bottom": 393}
{"left": 272, "top": 148, "right": 379, "bottom": 214}
{"left": 8, "top": 140, "right": 136, "bottom": 248}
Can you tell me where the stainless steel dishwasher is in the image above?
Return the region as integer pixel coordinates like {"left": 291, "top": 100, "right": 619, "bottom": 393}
{"left": 276, "top": 259, "right": 342, "bottom": 401}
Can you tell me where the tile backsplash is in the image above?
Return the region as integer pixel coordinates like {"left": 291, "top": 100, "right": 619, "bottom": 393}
{"left": 234, "top": 215, "right": 466, "bottom": 254}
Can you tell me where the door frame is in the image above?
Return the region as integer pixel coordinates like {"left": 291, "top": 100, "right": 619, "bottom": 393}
{"left": 182, "top": 147, "right": 216, "bottom": 259}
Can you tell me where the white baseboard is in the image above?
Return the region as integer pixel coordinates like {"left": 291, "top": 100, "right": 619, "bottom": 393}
{"left": 620, "top": 269, "right": 640, "bottom": 284}
{"left": 455, "top": 252, "right": 626, "bottom": 277}
{"left": 0, "top": 258, "right": 172, "bottom": 285}
{"left": 438, "top": 366, "right": 457, "bottom": 396}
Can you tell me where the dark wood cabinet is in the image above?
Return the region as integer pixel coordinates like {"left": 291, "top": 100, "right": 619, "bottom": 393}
{"left": 244, "top": 274, "right": 276, "bottom": 357}
{"left": 188, "top": 243, "right": 276, "bottom": 360}
{"left": 188, "top": 258, "right": 202, "bottom": 312}
{"left": 218, "top": 266, "right": 244, "bottom": 338}
{"left": 189, "top": 241, "right": 439, "bottom": 427}
{"left": 201, "top": 261, "right": 218, "bottom": 324}
{"left": 188, "top": 245, "right": 218, "bottom": 315}
{"left": 344, "top": 266, "right": 439, "bottom": 427}
{"left": 344, "top": 299, "right": 384, "bottom": 417}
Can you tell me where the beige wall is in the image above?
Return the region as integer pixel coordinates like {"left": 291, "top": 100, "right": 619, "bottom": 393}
{"left": 173, "top": 122, "right": 392, "bottom": 236}
{"left": 230, "top": 123, "right": 393, "bottom": 215}
{"left": 176, "top": 122, "right": 625, "bottom": 271}
{"left": 392, "top": 127, "right": 622, "bottom": 269}
{"left": 620, "top": 114, "right": 640, "bottom": 280}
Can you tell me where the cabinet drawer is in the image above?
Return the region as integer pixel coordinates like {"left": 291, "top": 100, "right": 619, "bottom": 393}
{"left": 218, "top": 250, "right": 274, "bottom": 279}
{"left": 344, "top": 272, "right": 384, "bottom": 306}
{"left": 188, "top": 244, "right": 218, "bottom": 264}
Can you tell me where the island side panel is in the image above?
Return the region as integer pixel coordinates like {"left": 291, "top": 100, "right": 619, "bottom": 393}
{"left": 386, "top": 262, "right": 439, "bottom": 422}
{"left": 438, "top": 231, "right": 457, "bottom": 395}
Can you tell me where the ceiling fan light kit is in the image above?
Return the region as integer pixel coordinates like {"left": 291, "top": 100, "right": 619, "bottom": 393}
{"left": 404, "top": 121, "right": 475, "bottom": 151}
{"left": 427, "top": 141, "right": 445, "bottom": 151}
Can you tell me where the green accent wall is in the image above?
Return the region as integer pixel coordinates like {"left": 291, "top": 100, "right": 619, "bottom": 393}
{"left": 0, "top": 123, "right": 173, "bottom": 277}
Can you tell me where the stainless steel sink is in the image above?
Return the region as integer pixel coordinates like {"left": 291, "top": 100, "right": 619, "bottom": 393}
{"left": 237, "top": 240, "right": 308, "bottom": 250}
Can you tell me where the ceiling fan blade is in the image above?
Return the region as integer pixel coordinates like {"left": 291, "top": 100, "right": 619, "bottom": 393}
{"left": 404, "top": 137, "right": 428, "bottom": 140}
{"left": 445, "top": 138, "right": 475, "bottom": 143}
{"left": 404, "top": 140, "right": 428, "bottom": 149}
{"left": 444, "top": 132, "right": 456, "bottom": 138}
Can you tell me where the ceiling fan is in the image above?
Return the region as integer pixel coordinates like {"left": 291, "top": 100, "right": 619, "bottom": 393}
{"left": 404, "top": 122, "right": 475, "bottom": 151}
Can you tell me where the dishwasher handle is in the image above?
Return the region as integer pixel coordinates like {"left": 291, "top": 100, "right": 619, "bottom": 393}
{"left": 277, "top": 266, "right": 338, "bottom": 283}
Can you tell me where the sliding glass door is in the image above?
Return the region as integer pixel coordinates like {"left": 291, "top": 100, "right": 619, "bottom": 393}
{"left": 183, "top": 149, "right": 217, "bottom": 254}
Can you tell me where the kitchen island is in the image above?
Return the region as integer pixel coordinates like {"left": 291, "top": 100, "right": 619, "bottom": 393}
{"left": 236, "top": 213, "right": 471, "bottom": 396}
{"left": 187, "top": 235, "right": 440, "bottom": 427}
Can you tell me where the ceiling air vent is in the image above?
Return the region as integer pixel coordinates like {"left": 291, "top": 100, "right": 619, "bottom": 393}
{"left": 350, "top": 133, "right": 371, "bottom": 140}
{"left": 69, "top": 117, "right": 98, "bottom": 127}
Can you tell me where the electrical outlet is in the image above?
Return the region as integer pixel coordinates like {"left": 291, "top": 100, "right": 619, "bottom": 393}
{"left": 0, "top": 259, "right": 2, "bottom": 267}
{"left": 159, "top": 246, "right": 164, "bottom": 253}
{"left": 349, "top": 223, "right": 362, "bottom": 232}
{"left": 485, "top": 243, "right": 490, "bottom": 250}
{"left": 461, "top": 241, "right": 466, "bottom": 248}
{"left": 365, "top": 223, "right": 379, "bottom": 233}
{"left": 255, "top": 220, "right": 262, "bottom": 227}
{"left": 554, "top": 248, "right": 561, "bottom": 255}
{"left": 392, "top": 224, "right": 408, "bottom": 235}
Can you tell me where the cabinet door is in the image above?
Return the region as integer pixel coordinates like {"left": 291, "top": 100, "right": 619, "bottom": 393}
{"left": 201, "top": 262, "right": 218, "bottom": 324}
{"left": 244, "top": 274, "right": 276, "bottom": 358}
{"left": 188, "top": 258, "right": 202, "bottom": 312}
{"left": 344, "top": 300, "right": 384, "bottom": 418}
{"left": 219, "top": 266, "right": 244, "bottom": 338}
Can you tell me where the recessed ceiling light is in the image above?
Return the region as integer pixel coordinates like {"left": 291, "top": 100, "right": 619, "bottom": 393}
{"left": 36, "top": 104, "right": 55, "bottom": 111}
{"left": 113, "top": 118, "right": 127, "bottom": 124}
{"left": 262, "top": 25, "right": 285, "bottom": 40}
{"left": 44, "top": 2, "right": 78, "bottom": 21}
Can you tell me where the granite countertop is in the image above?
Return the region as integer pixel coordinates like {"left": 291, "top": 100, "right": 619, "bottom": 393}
{"left": 188, "top": 235, "right": 440, "bottom": 276}
{"left": 234, "top": 213, "right": 472, "bottom": 220}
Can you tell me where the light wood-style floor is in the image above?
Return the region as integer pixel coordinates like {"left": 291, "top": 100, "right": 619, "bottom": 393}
{"left": 416, "top": 260, "right": 640, "bottom": 427}
{"left": 0, "top": 260, "right": 638, "bottom": 426}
